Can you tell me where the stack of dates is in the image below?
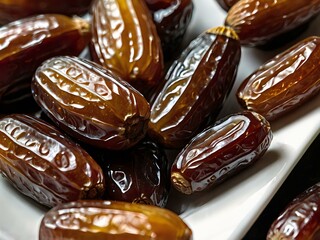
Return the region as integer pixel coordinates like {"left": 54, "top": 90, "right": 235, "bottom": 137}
{"left": 0, "top": 0, "right": 319, "bottom": 239}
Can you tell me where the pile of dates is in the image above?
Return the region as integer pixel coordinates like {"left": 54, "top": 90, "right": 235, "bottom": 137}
{"left": 0, "top": 0, "right": 319, "bottom": 239}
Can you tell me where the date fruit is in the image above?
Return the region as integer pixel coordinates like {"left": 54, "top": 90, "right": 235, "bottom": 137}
{"left": 0, "top": 14, "right": 90, "bottom": 100}
{"left": 148, "top": 26, "right": 241, "bottom": 149}
{"left": 100, "top": 140, "right": 170, "bottom": 207}
{"left": 0, "top": 114, "right": 105, "bottom": 207}
{"left": 0, "top": 0, "right": 93, "bottom": 25}
{"left": 145, "top": 0, "right": 194, "bottom": 60}
{"left": 39, "top": 200, "right": 193, "bottom": 240}
{"left": 90, "top": 0, "right": 164, "bottom": 99}
{"left": 216, "top": 0, "right": 239, "bottom": 11}
{"left": 225, "top": 0, "right": 320, "bottom": 46}
{"left": 267, "top": 182, "right": 320, "bottom": 240}
{"left": 171, "top": 111, "right": 272, "bottom": 194}
{"left": 32, "top": 56, "right": 150, "bottom": 150}
{"left": 236, "top": 36, "right": 320, "bottom": 121}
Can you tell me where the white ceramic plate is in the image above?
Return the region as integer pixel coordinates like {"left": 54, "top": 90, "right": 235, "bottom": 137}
{"left": 0, "top": 1, "right": 320, "bottom": 240}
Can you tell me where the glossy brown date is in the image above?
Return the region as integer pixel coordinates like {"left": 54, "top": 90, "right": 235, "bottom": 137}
{"left": 145, "top": 0, "right": 194, "bottom": 60}
{"left": 267, "top": 182, "right": 320, "bottom": 240}
{"left": 0, "top": 14, "right": 90, "bottom": 99}
{"left": 148, "top": 26, "right": 241, "bottom": 149}
{"left": 99, "top": 140, "right": 170, "bottom": 207}
{"left": 225, "top": 0, "right": 320, "bottom": 46}
{"left": 32, "top": 56, "right": 150, "bottom": 150}
{"left": 216, "top": 0, "right": 239, "bottom": 11}
{"left": 0, "top": 114, "right": 105, "bottom": 207}
{"left": 39, "top": 200, "right": 193, "bottom": 240}
{"left": 0, "top": 0, "right": 93, "bottom": 25}
{"left": 171, "top": 111, "right": 272, "bottom": 194}
{"left": 90, "top": 0, "right": 164, "bottom": 99}
{"left": 237, "top": 36, "right": 320, "bottom": 121}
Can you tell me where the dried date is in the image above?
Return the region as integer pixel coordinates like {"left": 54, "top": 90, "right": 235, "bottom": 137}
{"left": 225, "top": 0, "right": 320, "bottom": 46}
{"left": 39, "top": 200, "right": 193, "bottom": 240}
{"left": 236, "top": 36, "right": 320, "bottom": 121}
{"left": 31, "top": 56, "right": 150, "bottom": 150}
{"left": 0, "top": 14, "right": 90, "bottom": 100}
{"left": 148, "top": 26, "right": 241, "bottom": 149}
{"left": 0, "top": 114, "right": 105, "bottom": 207}
{"left": 267, "top": 182, "right": 320, "bottom": 240}
{"left": 90, "top": 0, "right": 164, "bottom": 99}
{"left": 0, "top": 0, "right": 92, "bottom": 25}
{"left": 216, "top": 0, "right": 239, "bottom": 11}
{"left": 99, "top": 140, "right": 170, "bottom": 207}
{"left": 145, "top": 0, "right": 194, "bottom": 60}
{"left": 171, "top": 111, "right": 272, "bottom": 194}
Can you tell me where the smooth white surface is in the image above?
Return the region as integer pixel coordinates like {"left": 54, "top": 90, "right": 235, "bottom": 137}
{"left": 0, "top": 1, "right": 319, "bottom": 240}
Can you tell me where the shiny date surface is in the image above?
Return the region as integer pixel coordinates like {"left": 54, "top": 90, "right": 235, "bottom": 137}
{"left": 145, "top": 0, "right": 194, "bottom": 59}
{"left": 90, "top": 0, "right": 164, "bottom": 99}
{"left": 237, "top": 36, "right": 320, "bottom": 121}
{"left": 0, "top": 114, "right": 105, "bottom": 207}
{"left": 225, "top": 0, "right": 320, "bottom": 46}
{"left": 100, "top": 140, "right": 170, "bottom": 207}
{"left": 216, "top": 0, "right": 239, "bottom": 11}
{"left": 267, "top": 182, "right": 320, "bottom": 240}
{"left": 171, "top": 111, "right": 272, "bottom": 194}
{"left": 32, "top": 56, "right": 150, "bottom": 150}
{"left": 0, "top": 0, "right": 93, "bottom": 25}
{"left": 0, "top": 14, "right": 90, "bottom": 100}
{"left": 39, "top": 200, "right": 193, "bottom": 240}
{"left": 148, "top": 26, "right": 241, "bottom": 149}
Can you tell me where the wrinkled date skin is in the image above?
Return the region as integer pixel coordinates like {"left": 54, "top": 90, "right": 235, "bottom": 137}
{"left": 0, "top": 0, "right": 93, "bottom": 25}
{"left": 0, "top": 14, "right": 90, "bottom": 100}
{"left": 145, "top": 0, "right": 194, "bottom": 60}
{"left": 32, "top": 56, "right": 150, "bottom": 150}
{"left": 0, "top": 114, "right": 105, "bottom": 207}
{"left": 237, "top": 36, "right": 320, "bottom": 121}
{"left": 225, "top": 0, "right": 320, "bottom": 46}
{"left": 267, "top": 182, "right": 320, "bottom": 240}
{"left": 99, "top": 140, "right": 170, "bottom": 207}
{"left": 39, "top": 200, "right": 193, "bottom": 240}
{"left": 90, "top": 0, "right": 164, "bottom": 99}
{"left": 148, "top": 26, "right": 241, "bottom": 149}
{"left": 171, "top": 111, "right": 272, "bottom": 194}
{"left": 216, "top": 0, "right": 239, "bottom": 11}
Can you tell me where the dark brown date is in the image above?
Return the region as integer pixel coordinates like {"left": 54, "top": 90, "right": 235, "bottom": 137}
{"left": 216, "top": 0, "right": 239, "bottom": 11}
{"left": 225, "top": 0, "right": 320, "bottom": 46}
{"left": 0, "top": 0, "right": 93, "bottom": 25}
{"left": 171, "top": 111, "right": 272, "bottom": 194}
{"left": 39, "top": 200, "right": 193, "bottom": 240}
{"left": 31, "top": 56, "right": 150, "bottom": 150}
{"left": 148, "top": 26, "right": 241, "bottom": 149}
{"left": 237, "top": 36, "right": 320, "bottom": 121}
{"left": 90, "top": 0, "right": 164, "bottom": 99}
{"left": 0, "top": 14, "right": 90, "bottom": 100}
{"left": 99, "top": 140, "right": 170, "bottom": 207}
{"left": 0, "top": 114, "right": 105, "bottom": 207}
{"left": 267, "top": 182, "right": 320, "bottom": 240}
{"left": 145, "top": 0, "right": 194, "bottom": 60}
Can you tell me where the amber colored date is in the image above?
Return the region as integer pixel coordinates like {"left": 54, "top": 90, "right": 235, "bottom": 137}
{"left": 225, "top": 0, "right": 320, "bottom": 46}
{"left": 267, "top": 182, "right": 320, "bottom": 240}
{"left": 90, "top": 0, "right": 164, "bottom": 99}
{"left": 148, "top": 26, "right": 241, "bottom": 149}
{"left": 99, "top": 140, "right": 170, "bottom": 207}
{"left": 145, "top": 0, "right": 194, "bottom": 60}
{"left": 0, "top": 114, "right": 105, "bottom": 207}
{"left": 171, "top": 111, "right": 272, "bottom": 194}
{"left": 32, "top": 56, "right": 150, "bottom": 150}
{"left": 0, "top": 0, "right": 93, "bottom": 25}
{"left": 237, "top": 36, "right": 320, "bottom": 121}
{"left": 216, "top": 0, "right": 239, "bottom": 11}
{"left": 0, "top": 14, "right": 90, "bottom": 100}
{"left": 39, "top": 200, "right": 193, "bottom": 240}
